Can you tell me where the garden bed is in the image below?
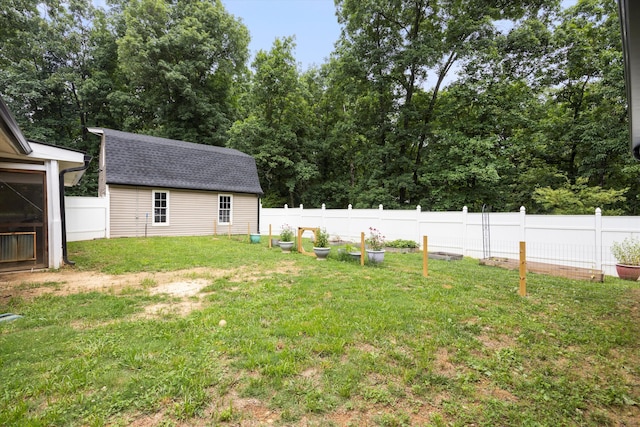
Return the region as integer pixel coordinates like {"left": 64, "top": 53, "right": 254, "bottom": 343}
{"left": 480, "top": 257, "right": 604, "bottom": 282}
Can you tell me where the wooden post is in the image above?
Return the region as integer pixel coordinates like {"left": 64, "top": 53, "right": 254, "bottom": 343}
{"left": 247, "top": 222, "right": 250, "bottom": 241}
{"left": 213, "top": 219, "right": 217, "bottom": 236}
{"left": 519, "top": 241, "right": 527, "bottom": 296}
{"left": 423, "top": 235, "right": 428, "bottom": 277}
{"left": 360, "top": 232, "right": 365, "bottom": 266}
{"left": 228, "top": 223, "right": 231, "bottom": 238}
{"left": 269, "top": 224, "right": 272, "bottom": 248}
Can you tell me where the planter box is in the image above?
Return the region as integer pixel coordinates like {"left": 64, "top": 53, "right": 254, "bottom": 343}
{"left": 384, "top": 247, "right": 418, "bottom": 253}
{"left": 428, "top": 251, "right": 463, "bottom": 261}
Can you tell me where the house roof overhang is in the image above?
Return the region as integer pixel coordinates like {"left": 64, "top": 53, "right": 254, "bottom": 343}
{"left": 0, "top": 97, "right": 32, "bottom": 156}
{"left": 619, "top": 0, "right": 640, "bottom": 160}
{"left": 0, "top": 97, "right": 88, "bottom": 185}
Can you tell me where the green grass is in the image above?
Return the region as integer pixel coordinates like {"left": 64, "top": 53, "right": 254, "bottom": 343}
{"left": 1, "top": 235, "right": 639, "bottom": 426}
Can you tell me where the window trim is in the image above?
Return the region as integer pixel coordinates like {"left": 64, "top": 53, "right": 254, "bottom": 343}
{"left": 152, "top": 190, "right": 170, "bottom": 226}
{"left": 218, "top": 194, "right": 233, "bottom": 225}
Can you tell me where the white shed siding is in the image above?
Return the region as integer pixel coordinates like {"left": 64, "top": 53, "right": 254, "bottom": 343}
{"left": 225, "top": 194, "right": 260, "bottom": 235}
{"left": 109, "top": 185, "right": 258, "bottom": 238}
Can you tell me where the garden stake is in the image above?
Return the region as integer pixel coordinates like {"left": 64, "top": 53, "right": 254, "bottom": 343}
{"left": 269, "top": 224, "right": 272, "bottom": 248}
{"left": 423, "top": 235, "right": 428, "bottom": 277}
{"left": 360, "top": 232, "right": 365, "bottom": 266}
{"left": 519, "top": 241, "right": 527, "bottom": 296}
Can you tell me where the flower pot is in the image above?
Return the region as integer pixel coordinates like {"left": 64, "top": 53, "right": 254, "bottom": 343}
{"left": 348, "top": 252, "right": 361, "bottom": 261}
{"left": 615, "top": 264, "right": 640, "bottom": 281}
{"left": 279, "top": 241, "right": 294, "bottom": 253}
{"left": 250, "top": 234, "right": 261, "bottom": 244}
{"left": 313, "top": 247, "right": 331, "bottom": 260}
{"left": 366, "top": 249, "right": 385, "bottom": 263}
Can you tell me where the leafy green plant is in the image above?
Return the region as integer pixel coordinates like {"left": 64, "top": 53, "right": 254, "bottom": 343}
{"left": 280, "top": 224, "right": 294, "bottom": 242}
{"left": 365, "top": 227, "right": 385, "bottom": 250}
{"left": 611, "top": 236, "right": 640, "bottom": 265}
{"left": 385, "top": 239, "right": 418, "bottom": 249}
{"left": 314, "top": 228, "right": 330, "bottom": 248}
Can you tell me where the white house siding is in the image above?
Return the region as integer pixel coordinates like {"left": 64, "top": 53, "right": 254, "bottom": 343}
{"left": 108, "top": 185, "right": 258, "bottom": 238}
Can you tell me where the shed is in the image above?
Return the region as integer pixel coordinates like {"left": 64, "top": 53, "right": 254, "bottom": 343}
{"left": 88, "top": 128, "right": 263, "bottom": 238}
{"left": 0, "top": 97, "right": 89, "bottom": 272}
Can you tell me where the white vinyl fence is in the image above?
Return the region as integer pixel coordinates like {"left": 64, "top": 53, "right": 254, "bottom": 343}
{"left": 65, "top": 197, "right": 640, "bottom": 277}
{"left": 261, "top": 204, "right": 640, "bottom": 277}
{"left": 65, "top": 196, "right": 108, "bottom": 242}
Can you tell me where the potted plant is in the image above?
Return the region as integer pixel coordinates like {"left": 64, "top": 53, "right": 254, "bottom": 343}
{"left": 313, "top": 228, "right": 331, "bottom": 260}
{"left": 365, "top": 227, "right": 386, "bottom": 263}
{"left": 611, "top": 236, "right": 640, "bottom": 280}
{"left": 343, "top": 243, "right": 361, "bottom": 261}
{"left": 279, "top": 224, "right": 295, "bottom": 253}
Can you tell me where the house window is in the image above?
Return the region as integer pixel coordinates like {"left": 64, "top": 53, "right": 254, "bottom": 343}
{"left": 153, "top": 191, "right": 169, "bottom": 225}
{"left": 219, "top": 195, "right": 232, "bottom": 224}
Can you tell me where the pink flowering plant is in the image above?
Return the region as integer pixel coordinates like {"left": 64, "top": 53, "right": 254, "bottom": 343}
{"left": 280, "top": 224, "right": 295, "bottom": 242}
{"left": 366, "top": 227, "right": 386, "bottom": 250}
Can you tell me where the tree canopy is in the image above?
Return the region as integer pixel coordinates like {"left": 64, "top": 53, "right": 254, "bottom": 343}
{"left": 1, "top": 0, "right": 636, "bottom": 213}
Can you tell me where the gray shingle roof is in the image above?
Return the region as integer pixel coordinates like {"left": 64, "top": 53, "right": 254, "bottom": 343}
{"left": 101, "top": 129, "right": 263, "bottom": 195}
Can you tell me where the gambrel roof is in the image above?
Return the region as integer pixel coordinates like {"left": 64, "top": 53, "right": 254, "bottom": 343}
{"left": 91, "top": 128, "right": 263, "bottom": 195}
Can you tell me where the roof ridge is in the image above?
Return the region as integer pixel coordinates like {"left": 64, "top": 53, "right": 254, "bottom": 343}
{"left": 100, "top": 128, "right": 250, "bottom": 157}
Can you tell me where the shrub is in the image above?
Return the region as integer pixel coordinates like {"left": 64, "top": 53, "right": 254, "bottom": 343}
{"left": 385, "top": 239, "right": 418, "bottom": 249}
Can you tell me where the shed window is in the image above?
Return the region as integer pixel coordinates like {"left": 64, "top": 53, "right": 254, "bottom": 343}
{"left": 219, "top": 195, "right": 232, "bottom": 224}
{"left": 153, "top": 191, "right": 169, "bottom": 225}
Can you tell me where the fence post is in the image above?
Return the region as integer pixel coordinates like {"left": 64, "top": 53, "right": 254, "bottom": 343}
{"left": 416, "top": 205, "right": 422, "bottom": 246}
{"left": 378, "top": 204, "right": 384, "bottom": 231}
{"left": 462, "top": 206, "right": 468, "bottom": 256}
{"left": 423, "top": 235, "right": 428, "bottom": 277}
{"left": 520, "top": 206, "right": 526, "bottom": 242}
{"left": 519, "top": 241, "right": 527, "bottom": 297}
{"left": 595, "top": 207, "right": 602, "bottom": 272}
{"left": 300, "top": 204, "right": 304, "bottom": 227}
{"left": 322, "top": 203, "right": 326, "bottom": 230}
{"left": 347, "top": 204, "right": 353, "bottom": 241}
{"left": 284, "top": 204, "right": 289, "bottom": 227}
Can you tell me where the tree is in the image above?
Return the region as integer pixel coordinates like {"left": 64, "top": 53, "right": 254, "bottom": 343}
{"left": 332, "top": 0, "right": 559, "bottom": 208}
{"left": 227, "top": 37, "right": 319, "bottom": 206}
{"left": 115, "top": 0, "right": 249, "bottom": 145}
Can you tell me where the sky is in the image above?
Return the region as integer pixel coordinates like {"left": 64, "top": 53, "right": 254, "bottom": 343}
{"left": 93, "top": 0, "right": 578, "bottom": 72}
{"left": 221, "top": 0, "right": 341, "bottom": 71}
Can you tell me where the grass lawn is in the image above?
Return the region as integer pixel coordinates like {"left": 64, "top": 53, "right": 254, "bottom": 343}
{"left": 1, "top": 235, "right": 639, "bottom": 426}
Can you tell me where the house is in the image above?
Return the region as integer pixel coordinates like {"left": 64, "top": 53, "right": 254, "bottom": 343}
{"left": 88, "top": 128, "right": 263, "bottom": 238}
{"left": 619, "top": 0, "right": 640, "bottom": 160}
{"left": 0, "top": 97, "right": 89, "bottom": 272}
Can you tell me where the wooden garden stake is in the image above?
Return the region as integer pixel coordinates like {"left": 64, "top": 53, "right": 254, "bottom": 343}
{"left": 228, "top": 223, "right": 231, "bottom": 238}
{"left": 423, "top": 235, "right": 429, "bottom": 277}
{"left": 247, "top": 222, "right": 250, "bottom": 241}
{"left": 269, "top": 224, "right": 272, "bottom": 248}
{"left": 360, "top": 232, "right": 365, "bottom": 266}
{"left": 519, "top": 241, "right": 527, "bottom": 296}
{"left": 213, "top": 219, "right": 217, "bottom": 236}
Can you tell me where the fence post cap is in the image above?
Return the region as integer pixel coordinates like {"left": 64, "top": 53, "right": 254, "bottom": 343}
{"left": 520, "top": 206, "right": 526, "bottom": 213}
{"left": 595, "top": 207, "right": 602, "bottom": 215}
